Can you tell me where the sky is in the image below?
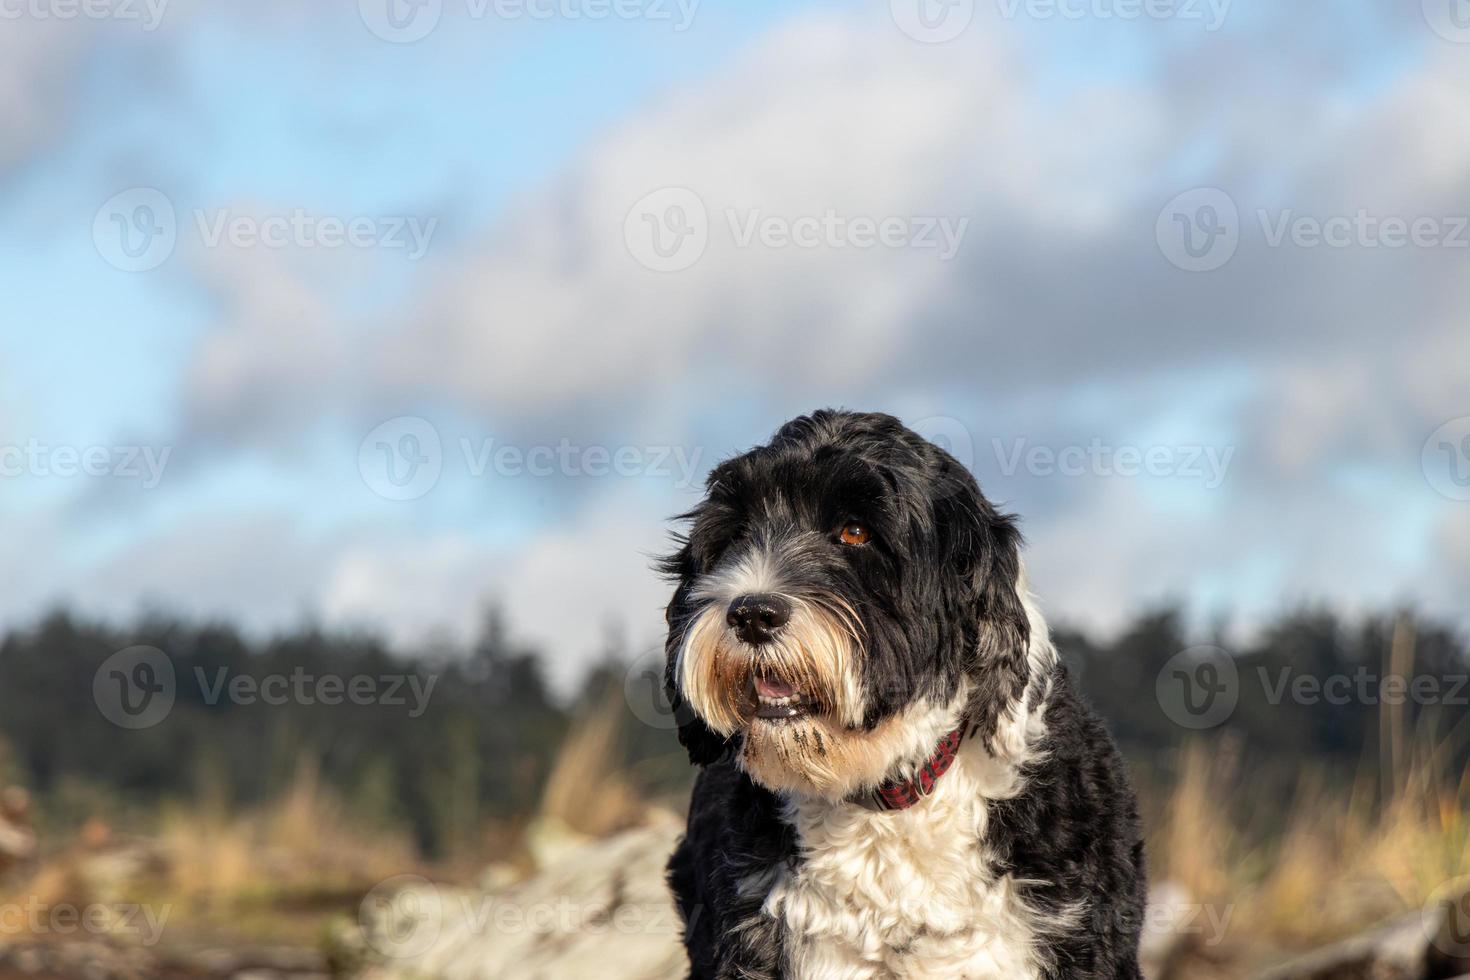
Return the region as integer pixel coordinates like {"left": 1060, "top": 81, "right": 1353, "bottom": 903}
{"left": 1, "top": 0, "right": 1467, "bottom": 692}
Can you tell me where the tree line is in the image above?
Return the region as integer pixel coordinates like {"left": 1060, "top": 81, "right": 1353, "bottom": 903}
{"left": 0, "top": 604, "right": 1463, "bottom": 854}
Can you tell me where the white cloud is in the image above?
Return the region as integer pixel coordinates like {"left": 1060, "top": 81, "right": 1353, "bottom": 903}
{"left": 182, "top": 239, "right": 360, "bottom": 449}
{"left": 16, "top": 4, "right": 1469, "bottom": 668}
{"left": 382, "top": 17, "right": 1164, "bottom": 409}
{"left": 0, "top": 20, "right": 92, "bottom": 173}
{"left": 184, "top": 14, "right": 1169, "bottom": 428}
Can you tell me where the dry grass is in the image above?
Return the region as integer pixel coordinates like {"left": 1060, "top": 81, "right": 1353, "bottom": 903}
{"left": 1152, "top": 623, "right": 1470, "bottom": 951}
{"left": 1152, "top": 738, "right": 1468, "bottom": 952}
{"left": 158, "top": 757, "right": 420, "bottom": 909}
{"left": 6, "top": 636, "right": 1467, "bottom": 964}
{"left": 537, "top": 684, "right": 650, "bottom": 841}
{"left": 0, "top": 758, "right": 424, "bottom": 950}
{"left": 1, "top": 698, "right": 658, "bottom": 950}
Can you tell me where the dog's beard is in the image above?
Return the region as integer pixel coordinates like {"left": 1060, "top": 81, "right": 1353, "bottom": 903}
{"left": 676, "top": 595, "right": 864, "bottom": 733}
{"left": 676, "top": 595, "right": 955, "bottom": 799}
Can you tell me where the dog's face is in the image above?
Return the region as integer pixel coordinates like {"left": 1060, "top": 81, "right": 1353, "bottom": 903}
{"left": 661, "top": 410, "right": 1033, "bottom": 799}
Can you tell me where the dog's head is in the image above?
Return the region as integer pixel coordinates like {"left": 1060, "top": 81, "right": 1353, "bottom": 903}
{"left": 660, "top": 410, "right": 1035, "bottom": 799}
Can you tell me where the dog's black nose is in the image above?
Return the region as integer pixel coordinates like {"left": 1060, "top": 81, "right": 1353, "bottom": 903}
{"left": 726, "top": 594, "right": 792, "bottom": 645}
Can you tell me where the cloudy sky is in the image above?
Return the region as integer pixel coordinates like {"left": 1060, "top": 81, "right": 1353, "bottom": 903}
{"left": 1, "top": 0, "right": 1467, "bottom": 691}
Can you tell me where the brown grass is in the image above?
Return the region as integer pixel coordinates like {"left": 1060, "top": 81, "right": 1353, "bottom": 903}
{"left": 1152, "top": 621, "right": 1470, "bottom": 951}
{"left": 158, "top": 757, "right": 420, "bottom": 908}
{"left": 5, "top": 633, "right": 1467, "bottom": 965}
{"left": 537, "top": 684, "right": 649, "bottom": 840}
{"left": 1152, "top": 738, "right": 1468, "bottom": 950}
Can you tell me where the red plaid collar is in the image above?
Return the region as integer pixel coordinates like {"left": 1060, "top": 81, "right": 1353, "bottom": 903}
{"left": 859, "top": 725, "right": 967, "bottom": 812}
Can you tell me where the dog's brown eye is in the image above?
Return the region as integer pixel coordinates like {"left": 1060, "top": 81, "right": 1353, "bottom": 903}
{"left": 839, "top": 521, "right": 870, "bottom": 546}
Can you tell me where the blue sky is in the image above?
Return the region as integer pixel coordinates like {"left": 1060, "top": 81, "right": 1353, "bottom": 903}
{"left": 2, "top": 0, "right": 1467, "bottom": 690}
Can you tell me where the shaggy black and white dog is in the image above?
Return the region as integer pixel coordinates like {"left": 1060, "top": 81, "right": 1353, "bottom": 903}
{"left": 661, "top": 410, "right": 1146, "bottom": 980}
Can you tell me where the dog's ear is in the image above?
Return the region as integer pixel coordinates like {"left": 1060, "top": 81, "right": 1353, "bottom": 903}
{"left": 931, "top": 461, "right": 1031, "bottom": 741}
{"left": 970, "top": 510, "right": 1029, "bottom": 668}
{"left": 658, "top": 540, "right": 734, "bottom": 767}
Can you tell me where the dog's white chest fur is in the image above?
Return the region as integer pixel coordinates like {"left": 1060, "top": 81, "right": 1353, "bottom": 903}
{"left": 761, "top": 742, "right": 1047, "bottom": 980}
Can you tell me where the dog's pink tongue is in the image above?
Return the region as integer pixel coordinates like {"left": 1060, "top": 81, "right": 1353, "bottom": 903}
{"left": 755, "top": 675, "right": 797, "bottom": 699}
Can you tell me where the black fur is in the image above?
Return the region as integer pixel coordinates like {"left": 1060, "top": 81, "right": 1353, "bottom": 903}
{"left": 662, "top": 410, "right": 1146, "bottom": 979}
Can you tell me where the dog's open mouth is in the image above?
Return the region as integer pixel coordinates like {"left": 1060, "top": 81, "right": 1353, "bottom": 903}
{"left": 751, "top": 671, "right": 817, "bottom": 721}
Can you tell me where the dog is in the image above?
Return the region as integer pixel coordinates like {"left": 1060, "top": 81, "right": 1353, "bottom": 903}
{"left": 660, "top": 410, "right": 1146, "bottom": 979}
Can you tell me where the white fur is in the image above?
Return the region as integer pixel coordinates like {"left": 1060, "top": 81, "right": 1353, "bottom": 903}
{"left": 691, "top": 541, "right": 785, "bottom": 601}
{"left": 678, "top": 539, "right": 867, "bottom": 734}
{"left": 760, "top": 578, "right": 1070, "bottom": 980}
